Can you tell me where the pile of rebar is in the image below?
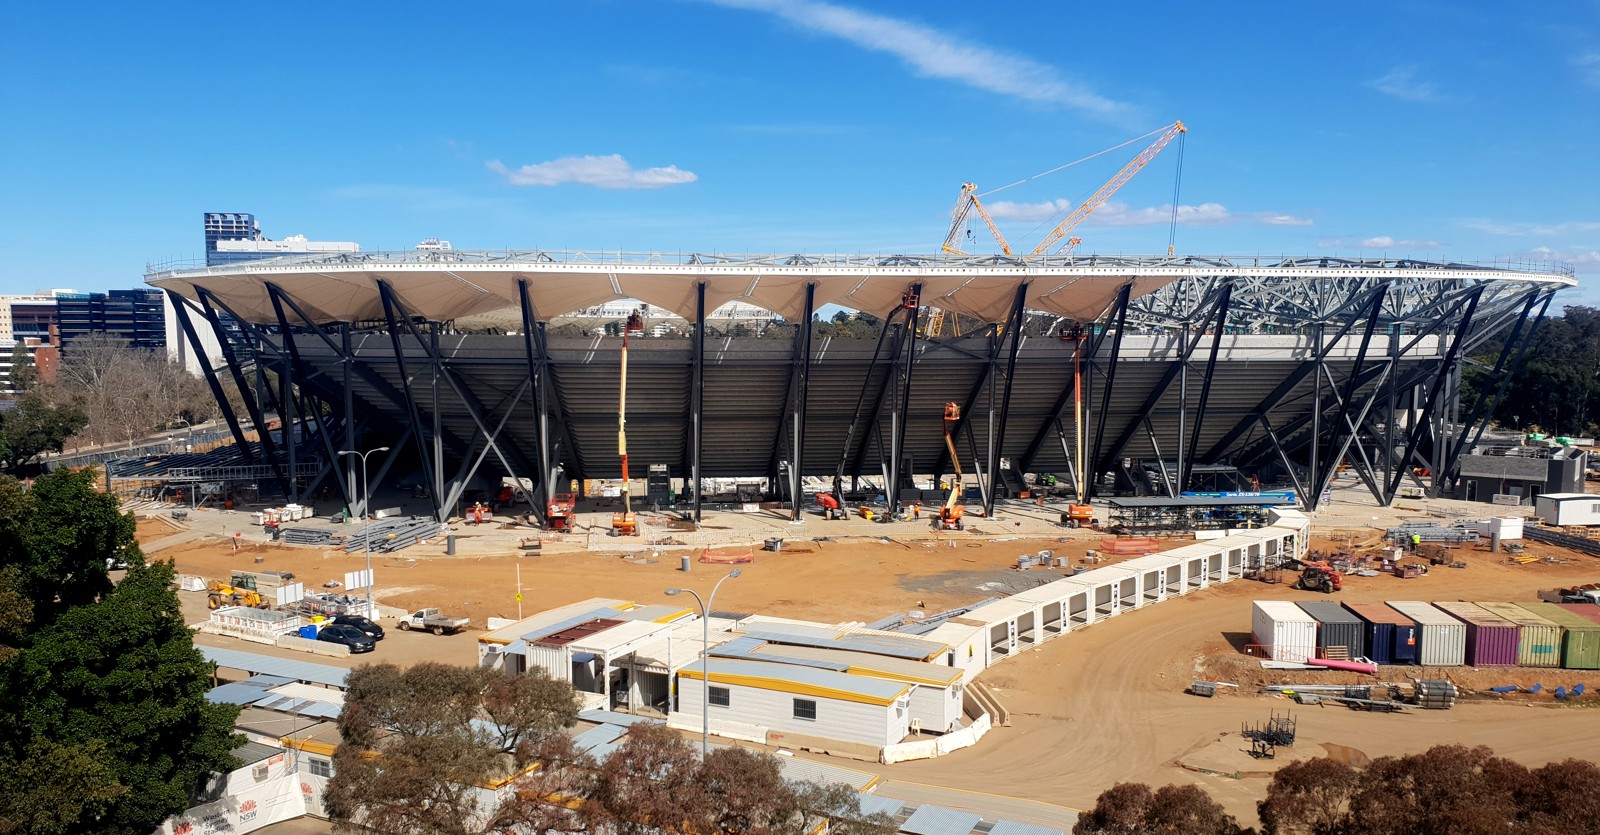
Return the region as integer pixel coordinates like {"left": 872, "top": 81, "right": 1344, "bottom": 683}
{"left": 282, "top": 528, "right": 335, "bottom": 546}
{"left": 342, "top": 517, "right": 445, "bottom": 553}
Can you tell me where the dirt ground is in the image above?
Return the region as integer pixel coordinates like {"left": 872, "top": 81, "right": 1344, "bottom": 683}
{"left": 149, "top": 514, "right": 1600, "bottom": 823}
{"left": 875, "top": 535, "right": 1600, "bottom": 820}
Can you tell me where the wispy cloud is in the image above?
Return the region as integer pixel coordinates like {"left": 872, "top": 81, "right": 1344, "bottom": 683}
{"left": 1575, "top": 52, "right": 1600, "bottom": 88}
{"left": 1461, "top": 218, "right": 1600, "bottom": 236}
{"left": 985, "top": 199, "right": 1310, "bottom": 228}
{"left": 486, "top": 155, "right": 698, "bottom": 189}
{"left": 702, "top": 0, "right": 1128, "bottom": 115}
{"left": 1317, "top": 236, "right": 1443, "bottom": 249}
{"left": 1370, "top": 66, "right": 1442, "bottom": 102}
{"left": 1509, "top": 246, "right": 1600, "bottom": 269}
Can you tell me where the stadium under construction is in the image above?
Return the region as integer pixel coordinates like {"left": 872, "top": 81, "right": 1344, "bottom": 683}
{"left": 144, "top": 250, "right": 1574, "bottom": 525}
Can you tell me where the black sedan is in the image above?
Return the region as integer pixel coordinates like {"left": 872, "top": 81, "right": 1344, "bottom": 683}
{"left": 332, "top": 614, "right": 385, "bottom": 640}
{"left": 317, "top": 623, "right": 375, "bottom": 653}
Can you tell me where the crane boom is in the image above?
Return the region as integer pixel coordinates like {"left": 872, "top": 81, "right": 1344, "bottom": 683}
{"left": 1033, "top": 121, "right": 1187, "bottom": 255}
{"left": 942, "top": 183, "right": 1013, "bottom": 256}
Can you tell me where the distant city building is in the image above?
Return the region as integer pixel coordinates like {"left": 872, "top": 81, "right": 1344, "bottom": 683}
{"left": 56, "top": 289, "right": 166, "bottom": 350}
{"left": 416, "top": 238, "right": 453, "bottom": 251}
{"left": 203, "top": 212, "right": 358, "bottom": 266}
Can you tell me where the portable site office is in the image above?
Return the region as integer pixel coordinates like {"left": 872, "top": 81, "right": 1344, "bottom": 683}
{"left": 960, "top": 597, "right": 1044, "bottom": 665}
{"left": 675, "top": 658, "right": 912, "bottom": 749}
{"left": 1115, "top": 553, "right": 1189, "bottom": 605}
{"left": 736, "top": 641, "right": 966, "bottom": 734}
{"left": 918, "top": 620, "right": 988, "bottom": 683}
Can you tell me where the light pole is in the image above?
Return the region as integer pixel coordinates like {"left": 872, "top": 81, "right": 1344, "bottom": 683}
{"left": 338, "top": 446, "right": 390, "bottom": 616}
{"left": 665, "top": 568, "right": 741, "bottom": 758}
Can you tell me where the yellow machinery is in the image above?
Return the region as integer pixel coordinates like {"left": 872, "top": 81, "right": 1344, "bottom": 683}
{"left": 207, "top": 579, "right": 267, "bottom": 610}
{"left": 1034, "top": 121, "right": 1187, "bottom": 256}
{"left": 939, "top": 402, "right": 965, "bottom": 530}
{"left": 612, "top": 310, "right": 645, "bottom": 536}
{"left": 1064, "top": 325, "right": 1096, "bottom": 528}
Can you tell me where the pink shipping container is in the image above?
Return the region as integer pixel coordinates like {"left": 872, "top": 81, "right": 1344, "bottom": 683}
{"left": 1432, "top": 601, "right": 1519, "bottom": 667}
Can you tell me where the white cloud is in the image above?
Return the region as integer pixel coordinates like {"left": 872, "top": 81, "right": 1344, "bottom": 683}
{"left": 1575, "top": 52, "right": 1600, "bottom": 88}
{"left": 1511, "top": 246, "right": 1600, "bottom": 269}
{"left": 985, "top": 199, "right": 1309, "bottom": 228}
{"left": 1317, "top": 236, "right": 1443, "bottom": 249}
{"left": 703, "top": 0, "right": 1127, "bottom": 115}
{"left": 1370, "top": 66, "right": 1442, "bottom": 102}
{"left": 486, "top": 155, "right": 698, "bottom": 189}
{"left": 1461, "top": 218, "right": 1600, "bottom": 237}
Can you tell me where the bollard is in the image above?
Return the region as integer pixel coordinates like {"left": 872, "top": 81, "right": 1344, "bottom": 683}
{"left": 680, "top": 555, "right": 691, "bottom": 573}
{"left": 446, "top": 534, "right": 456, "bottom": 556}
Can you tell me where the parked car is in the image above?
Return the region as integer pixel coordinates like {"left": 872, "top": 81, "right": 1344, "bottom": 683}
{"left": 332, "top": 614, "right": 385, "bottom": 640}
{"left": 396, "top": 608, "right": 470, "bottom": 635}
{"left": 317, "top": 623, "right": 375, "bottom": 653}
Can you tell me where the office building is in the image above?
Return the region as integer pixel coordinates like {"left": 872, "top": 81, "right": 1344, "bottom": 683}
{"left": 56, "top": 289, "right": 166, "bottom": 350}
{"left": 204, "top": 212, "right": 358, "bottom": 266}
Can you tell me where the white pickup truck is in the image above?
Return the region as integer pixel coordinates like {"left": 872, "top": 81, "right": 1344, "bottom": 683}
{"left": 396, "top": 608, "right": 471, "bottom": 635}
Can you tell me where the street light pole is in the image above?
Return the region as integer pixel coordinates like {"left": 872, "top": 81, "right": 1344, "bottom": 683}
{"left": 339, "top": 446, "right": 390, "bottom": 616}
{"left": 665, "top": 568, "right": 741, "bottom": 758}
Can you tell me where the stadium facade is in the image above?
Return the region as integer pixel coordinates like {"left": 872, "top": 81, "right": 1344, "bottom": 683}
{"left": 146, "top": 249, "right": 1574, "bottom": 524}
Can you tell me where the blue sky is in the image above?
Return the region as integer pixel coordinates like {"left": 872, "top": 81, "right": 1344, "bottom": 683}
{"left": 2, "top": 1, "right": 1597, "bottom": 300}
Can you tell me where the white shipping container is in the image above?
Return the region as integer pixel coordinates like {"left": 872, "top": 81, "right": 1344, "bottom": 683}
{"left": 1386, "top": 601, "right": 1467, "bottom": 666}
{"left": 1251, "top": 601, "right": 1318, "bottom": 662}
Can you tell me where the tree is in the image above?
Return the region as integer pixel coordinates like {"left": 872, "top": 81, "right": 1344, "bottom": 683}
{"left": 46, "top": 333, "right": 215, "bottom": 448}
{"left": 6, "top": 342, "right": 36, "bottom": 395}
{"left": 696, "top": 746, "right": 794, "bottom": 834}
{"left": 325, "top": 662, "right": 580, "bottom": 835}
{"left": 1074, "top": 782, "right": 1247, "bottom": 835}
{"left": 1, "top": 469, "right": 137, "bottom": 630}
{"left": 1515, "top": 758, "right": 1600, "bottom": 831}
{"left": 787, "top": 780, "right": 896, "bottom": 835}
{"left": 1259, "top": 757, "right": 1360, "bottom": 835}
{"left": 0, "top": 393, "right": 87, "bottom": 471}
{"left": 584, "top": 722, "right": 704, "bottom": 834}
{"left": 485, "top": 734, "right": 595, "bottom": 835}
{"left": 1344, "top": 745, "right": 1525, "bottom": 835}
{"left": 0, "top": 560, "right": 242, "bottom": 835}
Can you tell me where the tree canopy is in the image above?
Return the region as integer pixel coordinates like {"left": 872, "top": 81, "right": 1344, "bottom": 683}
{"left": 0, "top": 471, "right": 239, "bottom": 835}
{"left": 0, "top": 393, "right": 87, "bottom": 472}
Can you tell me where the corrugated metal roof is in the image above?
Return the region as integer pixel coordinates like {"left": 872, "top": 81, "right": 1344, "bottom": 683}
{"left": 572, "top": 723, "right": 628, "bottom": 753}
{"left": 268, "top": 682, "right": 345, "bottom": 705}
{"left": 680, "top": 659, "right": 910, "bottom": 705}
{"left": 251, "top": 694, "right": 343, "bottom": 719}
{"left": 1387, "top": 601, "right": 1460, "bottom": 627}
{"left": 773, "top": 754, "right": 877, "bottom": 793}
{"left": 479, "top": 598, "right": 631, "bottom": 643}
{"left": 615, "top": 604, "right": 695, "bottom": 623}
{"left": 900, "top": 804, "right": 981, "bottom": 835}
{"left": 569, "top": 619, "right": 673, "bottom": 654}
{"left": 1476, "top": 601, "right": 1559, "bottom": 627}
{"left": 243, "top": 674, "right": 296, "bottom": 686}
{"left": 748, "top": 643, "right": 961, "bottom": 687}
{"left": 232, "top": 740, "right": 284, "bottom": 768}
{"left": 713, "top": 638, "right": 851, "bottom": 673}
{"left": 200, "top": 647, "right": 349, "bottom": 689}
{"left": 234, "top": 707, "right": 311, "bottom": 738}
{"left": 856, "top": 794, "right": 905, "bottom": 817}
{"left": 960, "top": 598, "right": 1038, "bottom": 624}
{"left": 745, "top": 624, "right": 948, "bottom": 661}
{"left": 989, "top": 820, "right": 1065, "bottom": 835}
{"left": 207, "top": 682, "right": 278, "bottom": 705}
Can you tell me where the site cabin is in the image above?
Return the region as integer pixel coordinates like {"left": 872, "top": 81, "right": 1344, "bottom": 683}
{"left": 1534, "top": 493, "right": 1600, "bottom": 527}
{"left": 397, "top": 608, "right": 470, "bottom": 635}
{"left": 675, "top": 658, "right": 912, "bottom": 749}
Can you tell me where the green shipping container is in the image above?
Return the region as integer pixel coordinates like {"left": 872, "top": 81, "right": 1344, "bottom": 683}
{"left": 1517, "top": 602, "right": 1600, "bottom": 670}
{"left": 1477, "top": 603, "right": 1562, "bottom": 668}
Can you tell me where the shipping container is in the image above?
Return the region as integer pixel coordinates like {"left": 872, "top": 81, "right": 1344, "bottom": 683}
{"left": 1343, "top": 603, "right": 1419, "bottom": 665}
{"left": 1432, "top": 601, "right": 1520, "bottom": 667}
{"left": 1295, "top": 601, "right": 1367, "bottom": 660}
{"left": 1251, "top": 601, "right": 1318, "bottom": 662}
{"left": 1387, "top": 601, "right": 1467, "bottom": 666}
{"left": 1517, "top": 602, "right": 1600, "bottom": 670}
{"left": 1557, "top": 603, "right": 1600, "bottom": 625}
{"left": 1476, "top": 602, "right": 1563, "bottom": 668}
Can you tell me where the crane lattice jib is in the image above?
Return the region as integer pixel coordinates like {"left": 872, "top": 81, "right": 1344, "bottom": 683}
{"left": 942, "top": 184, "right": 1013, "bottom": 256}
{"left": 1033, "top": 121, "right": 1187, "bottom": 255}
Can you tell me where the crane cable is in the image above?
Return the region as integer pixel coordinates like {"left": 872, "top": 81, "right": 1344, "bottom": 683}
{"left": 975, "top": 124, "right": 1172, "bottom": 199}
{"left": 1166, "top": 131, "right": 1187, "bottom": 257}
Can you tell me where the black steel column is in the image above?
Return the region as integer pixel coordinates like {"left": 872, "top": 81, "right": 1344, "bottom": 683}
{"left": 343, "top": 325, "right": 359, "bottom": 517}
{"left": 983, "top": 283, "right": 1029, "bottom": 518}
{"left": 1180, "top": 282, "right": 1232, "bottom": 492}
{"left": 789, "top": 283, "right": 816, "bottom": 521}
{"left": 193, "top": 289, "right": 286, "bottom": 488}
{"left": 376, "top": 280, "right": 442, "bottom": 521}
{"left": 1309, "top": 285, "right": 1388, "bottom": 508}
{"left": 1385, "top": 286, "right": 1484, "bottom": 502}
{"left": 1088, "top": 283, "right": 1134, "bottom": 499}
{"left": 887, "top": 284, "right": 923, "bottom": 515}
{"left": 1445, "top": 289, "right": 1550, "bottom": 484}
{"left": 265, "top": 283, "right": 353, "bottom": 511}
{"left": 166, "top": 292, "right": 251, "bottom": 456}
{"left": 517, "top": 279, "right": 551, "bottom": 526}
{"left": 691, "top": 282, "right": 706, "bottom": 522}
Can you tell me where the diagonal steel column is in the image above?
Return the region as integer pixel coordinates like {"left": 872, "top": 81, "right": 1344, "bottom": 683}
{"left": 983, "top": 283, "right": 1029, "bottom": 518}
{"left": 517, "top": 279, "right": 553, "bottom": 525}
{"left": 690, "top": 282, "right": 706, "bottom": 522}
{"left": 192, "top": 289, "right": 287, "bottom": 488}
{"left": 342, "top": 326, "right": 360, "bottom": 517}
{"left": 266, "top": 283, "right": 354, "bottom": 511}
{"left": 1087, "top": 283, "right": 1134, "bottom": 499}
{"left": 788, "top": 283, "right": 817, "bottom": 520}
{"left": 166, "top": 292, "right": 251, "bottom": 457}
{"left": 1444, "top": 289, "right": 1550, "bottom": 485}
{"left": 376, "top": 280, "right": 443, "bottom": 521}
{"left": 1180, "top": 282, "right": 1233, "bottom": 491}
{"left": 1307, "top": 285, "right": 1389, "bottom": 507}
{"left": 1384, "top": 286, "right": 1484, "bottom": 502}
{"left": 887, "top": 284, "right": 924, "bottom": 514}
{"left": 845, "top": 303, "right": 913, "bottom": 492}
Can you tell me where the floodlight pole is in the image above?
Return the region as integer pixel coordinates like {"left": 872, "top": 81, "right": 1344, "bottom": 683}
{"left": 339, "top": 446, "right": 390, "bottom": 616}
{"left": 665, "top": 568, "right": 741, "bottom": 758}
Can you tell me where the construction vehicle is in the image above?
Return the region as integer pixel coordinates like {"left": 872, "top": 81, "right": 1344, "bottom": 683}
{"left": 1062, "top": 325, "right": 1096, "bottom": 528}
{"left": 207, "top": 579, "right": 269, "bottom": 610}
{"left": 938, "top": 402, "right": 965, "bottom": 530}
{"left": 613, "top": 311, "right": 645, "bottom": 536}
{"left": 1294, "top": 560, "right": 1344, "bottom": 594}
{"left": 547, "top": 492, "right": 576, "bottom": 532}
{"left": 815, "top": 492, "right": 844, "bottom": 520}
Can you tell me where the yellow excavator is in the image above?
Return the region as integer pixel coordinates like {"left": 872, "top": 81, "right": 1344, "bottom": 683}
{"left": 939, "top": 402, "right": 966, "bottom": 531}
